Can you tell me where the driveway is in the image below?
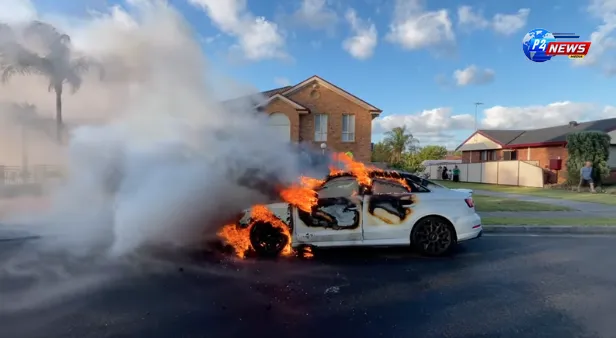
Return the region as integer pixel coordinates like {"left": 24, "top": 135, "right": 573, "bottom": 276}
{"left": 2, "top": 234, "right": 616, "bottom": 337}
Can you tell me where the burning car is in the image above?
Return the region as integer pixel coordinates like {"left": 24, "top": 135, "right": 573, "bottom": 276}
{"left": 218, "top": 155, "right": 482, "bottom": 258}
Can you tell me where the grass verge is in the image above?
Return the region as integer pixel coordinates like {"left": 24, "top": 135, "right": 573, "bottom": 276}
{"left": 441, "top": 181, "right": 616, "bottom": 205}
{"left": 472, "top": 194, "right": 572, "bottom": 212}
{"left": 482, "top": 217, "right": 616, "bottom": 226}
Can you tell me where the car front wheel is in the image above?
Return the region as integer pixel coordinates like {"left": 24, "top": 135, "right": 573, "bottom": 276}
{"left": 249, "top": 221, "right": 289, "bottom": 257}
{"left": 410, "top": 216, "right": 456, "bottom": 256}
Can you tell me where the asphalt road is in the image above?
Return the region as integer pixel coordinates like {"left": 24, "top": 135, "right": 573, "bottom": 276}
{"left": 2, "top": 235, "right": 616, "bottom": 338}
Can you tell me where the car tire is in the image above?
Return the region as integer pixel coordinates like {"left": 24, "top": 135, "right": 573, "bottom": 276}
{"left": 249, "top": 221, "right": 289, "bottom": 257}
{"left": 410, "top": 216, "right": 457, "bottom": 257}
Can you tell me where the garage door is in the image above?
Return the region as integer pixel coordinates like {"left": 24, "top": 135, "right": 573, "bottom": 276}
{"left": 267, "top": 113, "right": 290, "bottom": 142}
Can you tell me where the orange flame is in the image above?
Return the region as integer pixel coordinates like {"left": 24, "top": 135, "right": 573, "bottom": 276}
{"left": 302, "top": 246, "right": 314, "bottom": 259}
{"left": 217, "top": 223, "right": 251, "bottom": 259}
{"left": 329, "top": 152, "right": 374, "bottom": 186}
{"left": 217, "top": 205, "right": 293, "bottom": 258}
{"left": 280, "top": 186, "right": 318, "bottom": 213}
{"left": 300, "top": 176, "right": 324, "bottom": 189}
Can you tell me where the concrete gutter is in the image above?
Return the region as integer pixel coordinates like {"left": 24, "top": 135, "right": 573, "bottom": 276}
{"left": 483, "top": 225, "right": 616, "bottom": 234}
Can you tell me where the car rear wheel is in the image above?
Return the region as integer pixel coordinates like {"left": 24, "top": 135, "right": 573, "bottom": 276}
{"left": 249, "top": 221, "right": 288, "bottom": 257}
{"left": 410, "top": 216, "right": 456, "bottom": 256}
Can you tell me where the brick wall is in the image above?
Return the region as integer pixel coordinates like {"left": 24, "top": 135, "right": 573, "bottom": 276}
{"left": 286, "top": 85, "right": 373, "bottom": 163}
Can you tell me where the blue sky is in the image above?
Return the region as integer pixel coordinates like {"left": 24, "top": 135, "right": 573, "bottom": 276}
{"left": 18, "top": 0, "right": 616, "bottom": 148}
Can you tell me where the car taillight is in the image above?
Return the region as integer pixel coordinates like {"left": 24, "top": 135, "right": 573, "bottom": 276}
{"left": 464, "top": 197, "right": 474, "bottom": 208}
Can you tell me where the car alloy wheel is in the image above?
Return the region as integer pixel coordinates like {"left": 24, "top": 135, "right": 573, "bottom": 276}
{"left": 249, "top": 221, "right": 288, "bottom": 257}
{"left": 411, "top": 216, "right": 455, "bottom": 256}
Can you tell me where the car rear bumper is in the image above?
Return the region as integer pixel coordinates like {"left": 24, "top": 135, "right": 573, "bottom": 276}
{"left": 454, "top": 213, "right": 482, "bottom": 242}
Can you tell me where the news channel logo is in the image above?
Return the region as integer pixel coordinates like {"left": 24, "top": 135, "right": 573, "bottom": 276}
{"left": 522, "top": 28, "right": 556, "bottom": 62}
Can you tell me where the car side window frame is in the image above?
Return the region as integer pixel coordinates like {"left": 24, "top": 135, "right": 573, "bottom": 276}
{"left": 316, "top": 176, "right": 363, "bottom": 198}
{"left": 370, "top": 178, "right": 412, "bottom": 195}
{"left": 406, "top": 179, "right": 430, "bottom": 193}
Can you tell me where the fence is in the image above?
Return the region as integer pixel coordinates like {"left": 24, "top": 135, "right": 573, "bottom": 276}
{"left": 424, "top": 160, "right": 544, "bottom": 188}
{"left": 0, "top": 165, "right": 64, "bottom": 185}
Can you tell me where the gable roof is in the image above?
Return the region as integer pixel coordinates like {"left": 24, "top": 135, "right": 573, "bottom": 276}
{"left": 261, "top": 86, "right": 292, "bottom": 98}
{"left": 506, "top": 118, "right": 616, "bottom": 146}
{"left": 479, "top": 130, "right": 526, "bottom": 145}
{"left": 281, "top": 75, "right": 382, "bottom": 114}
{"left": 457, "top": 117, "right": 616, "bottom": 150}
{"left": 224, "top": 76, "right": 382, "bottom": 116}
{"left": 257, "top": 94, "right": 308, "bottom": 112}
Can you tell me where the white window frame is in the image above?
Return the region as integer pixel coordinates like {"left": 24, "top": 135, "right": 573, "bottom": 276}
{"left": 314, "top": 114, "right": 328, "bottom": 142}
{"left": 341, "top": 114, "right": 355, "bottom": 142}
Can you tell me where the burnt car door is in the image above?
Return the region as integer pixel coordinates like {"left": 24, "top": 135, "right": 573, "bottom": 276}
{"left": 363, "top": 178, "right": 424, "bottom": 240}
{"left": 293, "top": 176, "right": 364, "bottom": 244}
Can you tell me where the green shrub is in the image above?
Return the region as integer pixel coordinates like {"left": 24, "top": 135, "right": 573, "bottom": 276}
{"left": 565, "top": 131, "right": 611, "bottom": 185}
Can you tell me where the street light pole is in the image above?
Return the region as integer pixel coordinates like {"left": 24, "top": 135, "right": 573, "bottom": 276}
{"left": 474, "top": 102, "right": 483, "bottom": 131}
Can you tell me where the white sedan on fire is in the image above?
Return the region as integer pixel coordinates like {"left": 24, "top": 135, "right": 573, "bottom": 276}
{"left": 237, "top": 170, "right": 482, "bottom": 257}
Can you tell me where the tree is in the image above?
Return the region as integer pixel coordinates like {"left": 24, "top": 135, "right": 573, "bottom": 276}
{"left": 565, "top": 131, "right": 611, "bottom": 186}
{"left": 383, "top": 126, "right": 419, "bottom": 165}
{"left": 371, "top": 141, "right": 392, "bottom": 163}
{"left": 0, "top": 21, "right": 103, "bottom": 143}
{"left": 417, "top": 145, "right": 448, "bottom": 161}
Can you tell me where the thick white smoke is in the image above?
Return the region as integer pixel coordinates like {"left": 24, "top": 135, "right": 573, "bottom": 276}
{"left": 0, "top": 0, "right": 326, "bottom": 311}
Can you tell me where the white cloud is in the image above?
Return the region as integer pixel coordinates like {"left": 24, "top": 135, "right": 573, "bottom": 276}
{"left": 371, "top": 102, "right": 616, "bottom": 147}
{"left": 372, "top": 107, "right": 474, "bottom": 147}
{"left": 385, "top": 0, "right": 454, "bottom": 50}
{"left": 274, "top": 77, "right": 291, "bottom": 86}
{"left": 457, "top": 6, "right": 488, "bottom": 29}
{"left": 290, "top": 0, "right": 338, "bottom": 31}
{"left": 342, "top": 9, "right": 377, "bottom": 60}
{"left": 481, "top": 102, "right": 616, "bottom": 129}
{"left": 457, "top": 6, "right": 530, "bottom": 35}
{"left": 187, "top": 0, "right": 287, "bottom": 61}
{"left": 571, "top": 0, "right": 616, "bottom": 73}
{"left": 453, "top": 65, "right": 495, "bottom": 86}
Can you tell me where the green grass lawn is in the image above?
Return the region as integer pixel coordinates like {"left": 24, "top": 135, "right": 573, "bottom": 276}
{"left": 482, "top": 217, "right": 616, "bottom": 226}
{"left": 440, "top": 181, "right": 616, "bottom": 205}
{"left": 472, "top": 194, "right": 572, "bottom": 212}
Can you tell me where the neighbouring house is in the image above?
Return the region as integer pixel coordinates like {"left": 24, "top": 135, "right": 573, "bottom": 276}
{"left": 455, "top": 118, "right": 616, "bottom": 183}
{"left": 248, "top": 75, "right": 382, "bottom": 163}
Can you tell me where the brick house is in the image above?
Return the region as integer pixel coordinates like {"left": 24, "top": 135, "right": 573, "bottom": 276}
{"left": 251, "top": 75, "right": 382, "bottom": 163}
{"left": 455, "top": 118, "right": 616, "bottom": 183}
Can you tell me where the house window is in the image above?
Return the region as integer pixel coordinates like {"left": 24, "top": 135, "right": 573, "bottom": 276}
{"left": 342, "top": 114, "right": 355, "bottom": 142}
{"left": 314, "top": 114, "right": 328, "bottom": 142}
{"left": 481, "top": 150, "right": 497, "bottom": 161}
{"left": 503, "top": 150, "right": 517, "bottom": 161}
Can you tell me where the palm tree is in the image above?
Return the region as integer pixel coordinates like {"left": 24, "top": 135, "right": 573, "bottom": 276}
{"left": 383, "top": 126, "right": 419, "bottom": 164}
{"left": 0, "top": 21, "right": 103, "bottom": 143}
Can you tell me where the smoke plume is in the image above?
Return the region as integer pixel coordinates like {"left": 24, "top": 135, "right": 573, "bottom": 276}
{"left": 0, "top": 0, "right": 326, "bottom": 311}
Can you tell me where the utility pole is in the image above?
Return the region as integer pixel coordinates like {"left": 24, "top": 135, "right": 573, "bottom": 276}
{"left": 474, "top": 102, "right": 483, "bottom": 131}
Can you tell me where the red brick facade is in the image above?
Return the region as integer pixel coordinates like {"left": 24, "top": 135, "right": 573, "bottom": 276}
{"left": 262, "top": 77, "right": 380, "bottom": 163}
